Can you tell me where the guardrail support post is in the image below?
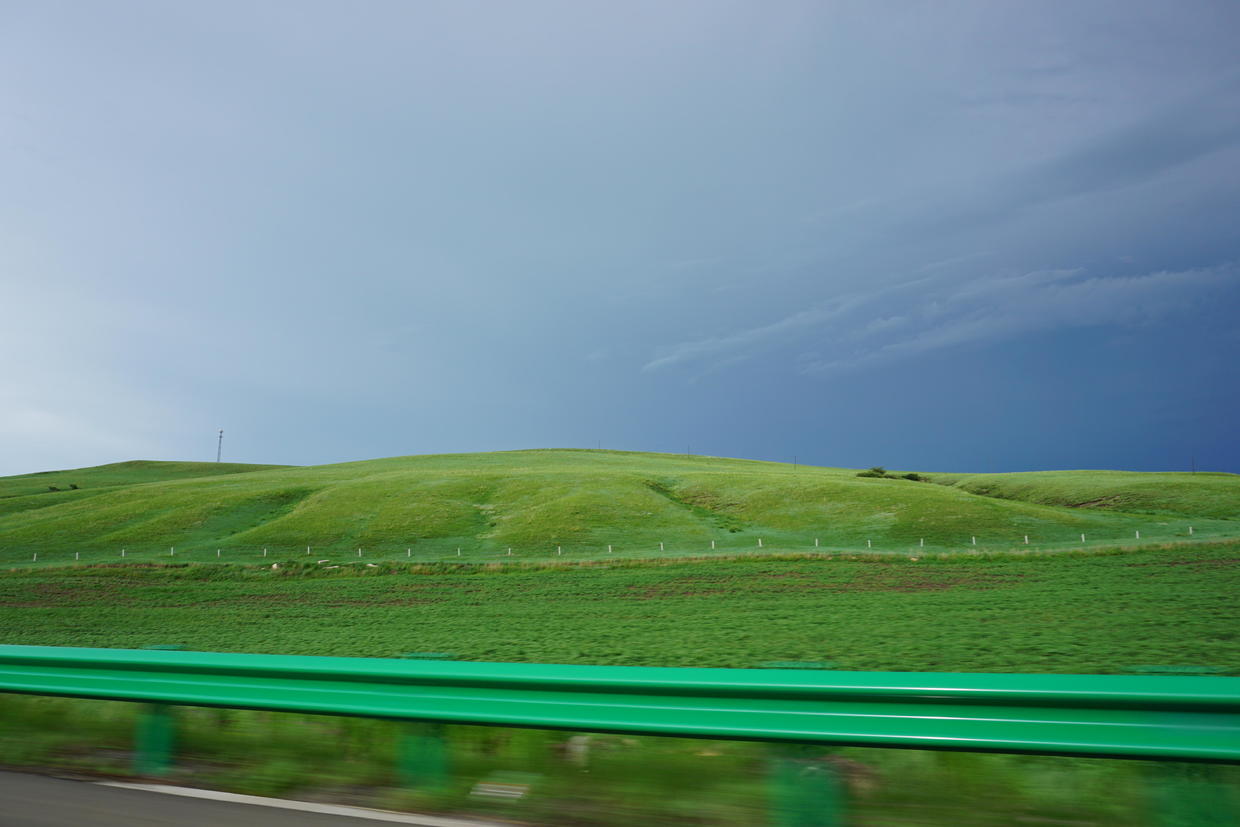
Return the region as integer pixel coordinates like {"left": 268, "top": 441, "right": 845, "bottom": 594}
{"left": 134, "top": 703, "right": 174, "bottom": 776}
{"left": 767, "top": 743, "right": 844, "bottom": 827}
{"left": 399, "top": 722, "right": 449, "bottom": 790}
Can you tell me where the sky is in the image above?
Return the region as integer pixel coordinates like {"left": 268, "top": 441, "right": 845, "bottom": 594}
{"left": 2, "top": 1, "right": 1239, "bottom": 476}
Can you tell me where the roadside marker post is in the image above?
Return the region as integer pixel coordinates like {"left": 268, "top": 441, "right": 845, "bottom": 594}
{"left": 867, "top": 539, "right": 872, "bottom": 549}
{"left": 216, "top": 549, "right": 220, "bottom": 558}
{"left": 169, "top": 547, "right": 174, "bottom": 557}
{"left": 758, "top": 538, "right": 764, "bottom": 548}
{"left": 75, "top": 552, "right": 79, "bottom": 560}
{"left": 1136, "top": 530, "right": 1141, "bottom": 539}
{"left": 456, "top": 548, "right": 461, "bottom": 557}
{"left": 608, "top": 544, "right": 613, "bottom": 553}
{"left": 122, "top": 549, "right": 126, "bottom": 558}
{"left": 659, "top": 542, "right": 664, "bottom": 551}
{"left": 711, "top": 540, "right": 716, "bottom": 550}
{"left": 1081, "top": 534, "right": 1086, "bottom": 544}
{"left": 407, "top": 549, "right": 411, "bottom": 557}
{"left": 1024, "top": 535, "right": 1029, "bottom": 544}
{"left": 557, "top": 546, "right": 562, "bottom": 556}
{"left": 1189, "top": 526, "right": 1194, "bottom": 535}
{"left": 919, "top": 538, "right": 924, "bottom": 547}
{"left": 814, "top": 538, "right": 819, "bottom": 548}
{"left": 972, "top": 536, "right": 977, "bottom": 546}
{"left": 32, "top": 553, "right": 36, "bottom": 562}
{"left": 508, "top": 548, "right": 512, "bottom": 556}
{"left": 357, "top": 548, "right": 361, "bottom": 558}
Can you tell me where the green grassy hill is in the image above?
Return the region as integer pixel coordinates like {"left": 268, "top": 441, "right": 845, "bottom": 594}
{"left": 0, "top": 460, "right": 290, "bottom": 500}
{"left": 933, "top": 469, "right": 1240, "bottom": 519}
{"left": 0, "top": 450, "right": 1234, "bottom": 564}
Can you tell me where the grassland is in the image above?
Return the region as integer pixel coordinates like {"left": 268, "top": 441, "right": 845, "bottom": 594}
{"left": 1, "top": 543, "right": 1237, "bottom": 672}
{"left": 1, "top": 543, "right": 1238, "bottom": 825}
{"left": 0, "top": 450, "right": 1235, "bottom": 566}
{"left": 1, "top": 451, "right": 1238, "bottom": 824}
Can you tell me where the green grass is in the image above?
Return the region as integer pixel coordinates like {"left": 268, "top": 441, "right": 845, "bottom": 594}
{"left": 2, "top": 543, "right": 1236, "bottom": 672}
{"left": 0, "top": 459, "right": 291, "bottom": 500}
{"left": 1, "top": 449, "right": 1238, "bottom": 823}
{"left": 0, "top": 450, "right": 1235, "bottom": 566}
{"left": 1, "top": 544, "right": 1238, "bottom": 825}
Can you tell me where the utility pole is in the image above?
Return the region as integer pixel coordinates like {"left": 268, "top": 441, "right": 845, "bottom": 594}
{"left": 216, "top": 429, "right": 223, "bottom": 463}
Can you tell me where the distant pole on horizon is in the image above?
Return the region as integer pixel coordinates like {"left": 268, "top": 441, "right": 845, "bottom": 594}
{"left": 216, "top": 429, "right": 223, "bottom": 462}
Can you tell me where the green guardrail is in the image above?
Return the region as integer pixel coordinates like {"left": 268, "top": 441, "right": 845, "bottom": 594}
{"left": 0, "top": 645, "right": 1237, "bottom": 824}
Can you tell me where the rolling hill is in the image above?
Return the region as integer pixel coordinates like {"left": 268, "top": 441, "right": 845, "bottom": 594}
{"left": 0, "top": 450, "right": 1234, "bottom": 564}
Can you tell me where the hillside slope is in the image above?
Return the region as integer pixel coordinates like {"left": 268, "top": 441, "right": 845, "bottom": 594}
{"left": 933, "top": 470, "right": 1240, "bottom": 519}
{"left": 0, "top": 451, "right": 1234, "bottom": 562}
{"left": 0, "top": 460, "right": 292, "bottom": 501}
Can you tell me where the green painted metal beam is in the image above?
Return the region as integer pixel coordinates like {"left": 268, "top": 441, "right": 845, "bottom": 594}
{"left": 0, "top": 645, "right": 1236, "bottom": 763}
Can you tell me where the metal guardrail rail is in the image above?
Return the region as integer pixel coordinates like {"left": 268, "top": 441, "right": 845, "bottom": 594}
{"left": 0, "top": 645, "right": 1237, "bottom": 763}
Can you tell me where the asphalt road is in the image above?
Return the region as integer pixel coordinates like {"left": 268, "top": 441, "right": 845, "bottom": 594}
{"left": 0, "top": 771, "right": 493, "bottom": 826}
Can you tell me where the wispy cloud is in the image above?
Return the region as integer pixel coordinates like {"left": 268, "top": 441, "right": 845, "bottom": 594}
{"left": 645, "top": 264, "right": 1240, "bottom": 377}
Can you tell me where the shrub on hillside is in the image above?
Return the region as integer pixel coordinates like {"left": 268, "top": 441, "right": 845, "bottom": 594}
{"left": 856, "top": 468, "right": 929, "bottom": 482}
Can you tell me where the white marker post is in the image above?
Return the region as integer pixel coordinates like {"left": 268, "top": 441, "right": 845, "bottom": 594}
{"left": 972, "top": 536, "right": 976, "bottom": 546}
{"left": 867, "top": 539, "right": 872, "bottom": 549}
{"left": 306, "top": 546, "right": 311, "bottom": 555}
{"left": 814, "top": 538, "right": 819, "bottom": 548}
{"left": 457, "top": 548, "right": 461, "bottom": 557}
{"left": 659, "top": 542, "right": 664, "bottom": 551}
{"left": 32, "top": 553, "right": 37, "bottom": 562}
{"left": 170, "top": 547, "right": 174, "bottom": 556}
{"left": 217, "top": 549, "right": 221, "bottom": 558}
{"left": 710, "top": 540, "right": 715, "bottom": 550}
{"left": 407, "top": 548, "right": 411, "bottom": 557}
{"left": 920, "top": 538, "right": 924, "bottom": 547}
{"left": 357, "top": 548, "right": 361, "bottom": 557}
{"left": 1081, "top": 533, "right": 1086, "bottom": 543}
{"left": 1024, "top": 535, "right": 1029, "bottom": 544}
{"left": 122, "top": 549, "right": 126, "bottom": 558}
{"left": 557, "top": 546, "right": 562, "bottom": 556}
{"left": 608, "top": 545, "right": 613, "bottom": 553}
{"left": 1189, "top": 526, "right": 1194, "bottom": 535}
{"left": 75, "top": 552, "right": 79, "bottom": 560}
{"left": 1136, "top": 530, "right": 1140, "bottom": 539}
{"left": 758, "top": 538, "right": 763, "bottom": 548}
{"left": 508, "top": 548, "right": 512, "bottom": 556}
{"left": 264, "top": 548, "right": 268, "bottom": 557}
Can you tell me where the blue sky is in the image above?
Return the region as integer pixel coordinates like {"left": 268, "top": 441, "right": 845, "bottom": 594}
{"left": 3, "top": 1, "right": 1238, "bottom": 475}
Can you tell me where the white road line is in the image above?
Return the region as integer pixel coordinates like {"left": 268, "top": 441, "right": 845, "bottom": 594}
{"left": 96, "top": 782, "right": 506, "bottom": 826}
